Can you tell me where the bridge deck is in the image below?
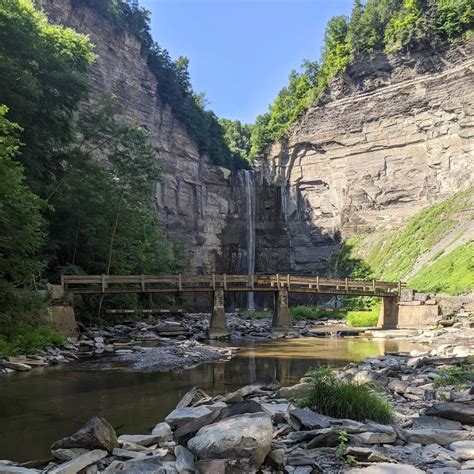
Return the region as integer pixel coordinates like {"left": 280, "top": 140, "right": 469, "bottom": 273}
{"left": 61, "top": 274, "right": 403, "bottom": 298}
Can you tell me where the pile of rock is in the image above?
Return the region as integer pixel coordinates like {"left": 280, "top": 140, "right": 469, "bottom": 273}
{"left": 3, "top": 347, "right": 473, "bottom": 473}
{"left": 0, "top": 316, "right": 234, "bottom": 375}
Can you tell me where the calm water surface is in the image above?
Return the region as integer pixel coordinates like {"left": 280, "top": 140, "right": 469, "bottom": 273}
{"left": 0, "top": 337, "right": 427, "bottom": 462}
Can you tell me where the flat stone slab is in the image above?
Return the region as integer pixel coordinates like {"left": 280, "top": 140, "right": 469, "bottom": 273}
{"left": 48, "top": 449, "right": 108, "bottom": 474}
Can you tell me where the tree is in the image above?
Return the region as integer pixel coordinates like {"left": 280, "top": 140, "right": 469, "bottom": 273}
{"left": 384, "top": 0, "right": 428, "bottom": 51}
{"left": 0, "top": 106, "right": 45, "bottom": 284}
{"left": 0, "top": 0, "right": 95, "bottom": 194}
{"left": 320, "top": 16, "right": 352, "bottom": 80}
{"left": 435, "top": 0, "right": 474, "bottom": 40}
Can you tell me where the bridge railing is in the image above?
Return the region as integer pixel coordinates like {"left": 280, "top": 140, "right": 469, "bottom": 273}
{"left": 61, "top": 274, "right": 404, "bottom": 297}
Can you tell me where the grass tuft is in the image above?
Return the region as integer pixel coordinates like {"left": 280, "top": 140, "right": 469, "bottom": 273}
{"left": 298, "top": 367, "right": 393, "bottom": 424}
{"left": 290, "top": 305, "right": 346, "bottom": 321}
{"left": 240, "top": 310, "right": 271, "bottom": 320}
{"left": 346, "top": 305, "right": 380, "bottom": 327}
{"left": 434, "top": 364, "right": 474, "bottom": 388}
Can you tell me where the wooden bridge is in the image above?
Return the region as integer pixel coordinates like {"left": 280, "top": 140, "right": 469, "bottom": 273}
{"left": 61, "top": 274, "right": 404, "bottom": 337}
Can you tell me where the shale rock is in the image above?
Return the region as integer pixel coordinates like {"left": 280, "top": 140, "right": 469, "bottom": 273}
{"left": 50, "top": 417, "right": 118, "bottom": 452}
{"left": 187, "top": 412, "right": 273, "bottom": 466}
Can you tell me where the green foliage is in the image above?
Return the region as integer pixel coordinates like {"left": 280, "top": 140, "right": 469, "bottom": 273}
{"left": 0, "top": 0, "right": 95, "bottom": 193}
{"left": 47, "top": 97, "right": 176, "bottom": 280}
{"left": 346, "top": 305, "right": 380, "bottom": 327}
{"left": 408, "top": 242, "right": 474, "bottom": 294}
{"left": 435, "top": 0, "right": 474, "bottom": 40}
{"left": 0, "top": 106, "right": 45, "bottom": 284}
{"left": 218, "top": 118, "right": 252, "bottom": 166}
{"left": 434, "top": 364, "right": 474, "bottom": 388}
{"left": 0, "top": 282, "right": 64, "bottom": 356}
{"left": 298, "top": 367, "right": 393, "bottom": 423}
{"left": 384, "top": 0, "right": 428, "bottom": 51}
{"left": 290, "top": 305, "right": 346, "bottom": 321}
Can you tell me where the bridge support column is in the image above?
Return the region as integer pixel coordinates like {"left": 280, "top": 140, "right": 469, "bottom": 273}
{"left": 208, "top": 288, "right": 230, "bottom": 339}
{"left": 272, "top": 290, "right": 291, "bottom": 332}
{"left": 377, "top": 296, "right": 399, "bottom": 329}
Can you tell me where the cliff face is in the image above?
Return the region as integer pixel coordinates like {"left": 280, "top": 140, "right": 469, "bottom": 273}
{"left": 43, "top": 0, "right": 234, "bottom": 273}
{"left": 257, "top": 40, "right": 474, "bottom": 274}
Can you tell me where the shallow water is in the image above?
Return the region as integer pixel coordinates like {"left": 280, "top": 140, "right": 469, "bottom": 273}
{"left": 0, "top": 337, "right": 428, "bottom": 462}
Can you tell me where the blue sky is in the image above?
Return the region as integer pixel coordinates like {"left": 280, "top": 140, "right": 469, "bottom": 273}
{"left": 140, "top": 0, "right": 354, "bottom": 124}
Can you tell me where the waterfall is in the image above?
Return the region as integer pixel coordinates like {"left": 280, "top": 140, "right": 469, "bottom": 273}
{"left": 242, "top": 170, "right": 256, "bottom": 309}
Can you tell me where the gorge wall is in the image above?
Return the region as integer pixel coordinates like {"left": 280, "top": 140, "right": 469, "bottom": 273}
{"left": 257, "top": 40, "right": 474, "bottom": 275}
{"left": 43, "top": 0, "right": 237, "bottom": 274}
{"left": 42, "top": 0, "right": 474, "bottom": 282}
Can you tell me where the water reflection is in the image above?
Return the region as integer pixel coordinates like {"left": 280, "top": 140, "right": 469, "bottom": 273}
{"left": 0, "top": 337, "right": 428, "bottom": 462}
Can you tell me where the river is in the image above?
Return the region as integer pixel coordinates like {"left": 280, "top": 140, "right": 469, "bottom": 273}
{"left": 0, "top": 337, "right": 428, "bottom": 462}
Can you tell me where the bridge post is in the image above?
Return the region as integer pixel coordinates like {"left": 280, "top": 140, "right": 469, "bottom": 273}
{"left": 272, "top": 290, "right": 291, "bottom": 332}
{"left": 208, "top": 288, "right": 230, "bottom": 339}
{"left": 377, "top": 296, "right": 399, "bottom": 329}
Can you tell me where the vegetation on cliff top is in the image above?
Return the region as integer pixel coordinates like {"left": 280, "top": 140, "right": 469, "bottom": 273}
{"left": 250, "top": 0, "right": 473, "bottom": 159}
{"left": 71, "top": 0, "right": 250, "bottom": 170}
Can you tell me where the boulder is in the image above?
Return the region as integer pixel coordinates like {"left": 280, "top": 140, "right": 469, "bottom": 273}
{"left": 0, "top": 468, "right": 39, "bottom": 474}
{"left": 51, "top": 448, "right": 89, "bottom": 461}
{"left": 289, "top": 408, "right": 331, "bottom": 430}
{"left": 400, "top": 428, "right": 474, "bottom": 446}
{"left": 306, "top": 428, "right": 340, "bottom": 448}
{"left": 50, "top": 417, "right": 118, "bottom": 452}
{"left": 265, "top": 449, "right": 285, "bottom": 469}
{"left": 450, "top": 441, "right": 474, "bottom": 460}
{"left": 187, "top": 412, "right": 272, "bottom": 466}
{"left": 0, "top": 361, "right": 31, "bottom": 371}
{"left": 426, "top": 402, "right": 474, "bottom": 424}
{"left": 277, "top": 383, "right": 311, "bottom": 400}
{"left": 165, "top": 406, "right": 213, "bottom": 429}
{"left": 174, "top": 399, "right": 262, "bottom": 445}
{"left": 151, "top": 422, "right": 172, "bottom": 438}
{"left": 411, "top": 415, "right": 462, "bottom": 431}
{"left": 48, "top": 449, "right": 108, "bottom": 474}
{"left": 261, "top": 403, "right": 290, "bottom": 423}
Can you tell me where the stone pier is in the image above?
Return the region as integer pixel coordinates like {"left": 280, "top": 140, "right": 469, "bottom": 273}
{"left": 377, "top": 296, "right": 399, "bottom": 329}
{"left": 272, "top": 290, "right": 291, "bottom": 332}
{"left": 208, "top": 288, "right": 230, "bottom": 339}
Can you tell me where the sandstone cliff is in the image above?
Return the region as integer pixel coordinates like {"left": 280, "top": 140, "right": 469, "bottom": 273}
{"left": 257, "top": 40, "right": 474, "bottom": 275}
{"left": 43, "top": 0, "right": 234, "bottom": 273}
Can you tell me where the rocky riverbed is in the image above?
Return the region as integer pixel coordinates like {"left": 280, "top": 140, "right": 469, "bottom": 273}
{"left": 2, "top": 335, "right": 473, "bottom": 473}
{"left": 1, "top": 309, "right": 473, "bottom": 375}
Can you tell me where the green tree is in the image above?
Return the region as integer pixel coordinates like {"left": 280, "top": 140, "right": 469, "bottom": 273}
{"left": 320, "top": 16, "right": 352, "bottom": 80}
{"left": 219, "top": 118, "right": 252, "bottom": 164}
{"left": 0, "top": 106, "right": 45, "bottom": 284}
{"left": 384, "top": 0, "right": 428, "bottom": 50}
{"left": 435, "top": 0, "right": 474, "bottom": 40}
{"left": 0, "top": 0, "right": 95, "bottom": 194}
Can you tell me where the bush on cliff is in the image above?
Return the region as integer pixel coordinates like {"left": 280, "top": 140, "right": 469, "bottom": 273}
{"left": 298, "top": 367, "right": 393, "bottom": 424}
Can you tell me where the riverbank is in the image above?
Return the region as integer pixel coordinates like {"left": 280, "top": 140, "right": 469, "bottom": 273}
{"left": 2, "top": 335, "right": 473, "bottom": 473}
{"left": 1, "top": 308, "right": 473, "bottom": 375}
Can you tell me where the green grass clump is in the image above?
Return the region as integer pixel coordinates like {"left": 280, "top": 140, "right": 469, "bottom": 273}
{"left": 0, "top": 324, "right": 65, "bottom": 357}
{"left": 241, "top": 310, "right": 271, "bottom": 320}
{"left": 434, "top": 365, "right": 474, "bottom": 389}
{"left": 298, "top": 368, "right": 393, "bottom": 424}
{"left": 346, "top": 305, "right": 380, "bottom": 327}
{"left": 290, "top": 305, "right": 346, "bottom": 321}
{"left": 408, "top": 243, "right": 474, "bottom": 295}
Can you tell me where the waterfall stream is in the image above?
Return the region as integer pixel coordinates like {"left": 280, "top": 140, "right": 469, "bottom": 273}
{"left": 243, "top": 170, "right": 256, "bottom": 309}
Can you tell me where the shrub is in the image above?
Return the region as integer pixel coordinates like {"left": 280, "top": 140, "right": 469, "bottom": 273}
{"left": 299, "top": 367, "right": 393, "bottom": 424}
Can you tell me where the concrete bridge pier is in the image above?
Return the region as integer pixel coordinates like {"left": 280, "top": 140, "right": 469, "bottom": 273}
{"left": 208, "top": 288, "right": 230, "bottom": 339}
{"left": 377, "top": 296, "right": 399, "bottom": 329}
{"left": 272, "top": 289, "right": 292, "bottom": 332}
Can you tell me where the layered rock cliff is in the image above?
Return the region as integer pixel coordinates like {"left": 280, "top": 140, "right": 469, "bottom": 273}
{"left": 43, "top": 0, "right": 235, "bottom": 273}
{"left": 257, "top": 40, "right": 474, "bottom": 275}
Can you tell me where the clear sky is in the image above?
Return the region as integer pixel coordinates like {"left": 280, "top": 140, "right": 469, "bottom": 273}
{"left": 140, "top": 0, "right": 354, "bottom": 124}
